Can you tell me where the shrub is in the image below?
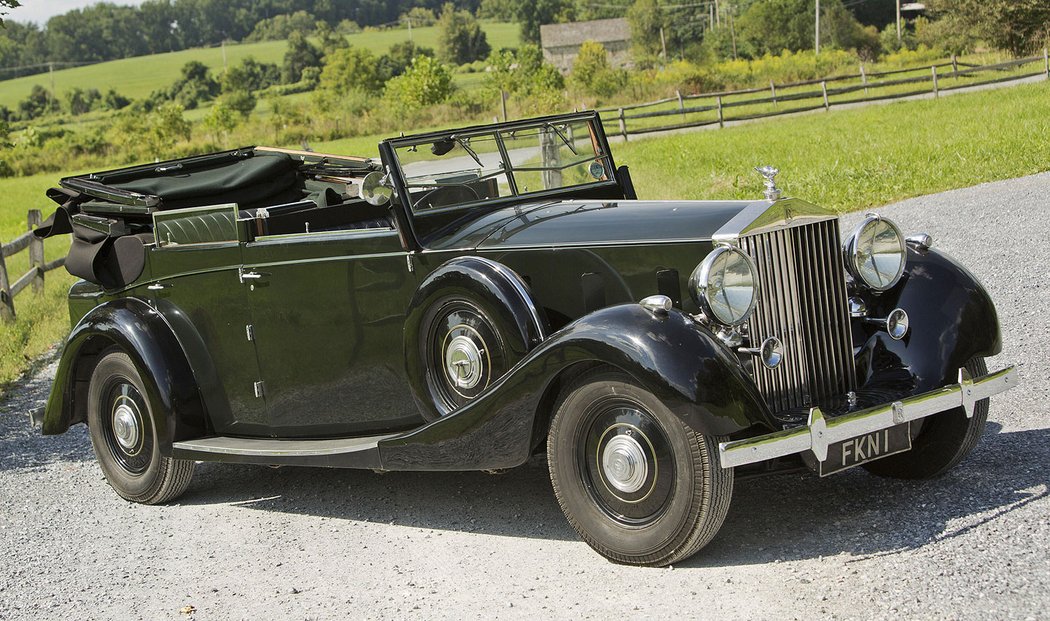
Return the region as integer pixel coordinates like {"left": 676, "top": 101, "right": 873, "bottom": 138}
{"left": 571, "top": 40, "right": 629, "bottom": 98}
{"left": 318, "top": 46, "right": 383, "bottom": 96}
{"left": 384, "top": 55, "right": 455, "bottom": 114}
{"left": 245, "top": 11, "right": 317, "bottom": 42}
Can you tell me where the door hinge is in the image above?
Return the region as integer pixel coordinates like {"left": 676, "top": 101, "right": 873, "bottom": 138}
{"left": 246, "top": 324, "right": 255, "bottom": 342}
{"left": 253, "top": 381, "right": 266, "bottom": 398}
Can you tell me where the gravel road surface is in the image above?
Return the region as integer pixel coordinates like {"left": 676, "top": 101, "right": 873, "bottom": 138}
{"left": 2, "top": 173, "right": 1047, "bottom": 620}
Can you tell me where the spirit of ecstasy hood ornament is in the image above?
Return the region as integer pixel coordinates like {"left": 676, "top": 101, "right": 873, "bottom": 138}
{"left": 755, "top": 166, "right": 781, "bottom": 201}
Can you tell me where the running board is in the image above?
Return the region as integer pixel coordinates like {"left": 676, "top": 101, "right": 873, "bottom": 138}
{"left": 172, "top": 434, "right": 400, "bottom": 469}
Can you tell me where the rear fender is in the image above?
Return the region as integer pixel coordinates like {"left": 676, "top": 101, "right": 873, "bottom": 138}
{"left": 41, "top": 298, "right": 209, "bottom": 454}
{"left": 379, "top": 304, "right": 773, "bottom": 471}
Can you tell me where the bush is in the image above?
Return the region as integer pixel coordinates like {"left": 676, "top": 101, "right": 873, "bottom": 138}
{"left": 571, "top": 40, "right": 629, "bottom": 98}
{"left": 384, "top": 55, "right": 455, "bottom": 114}
{"left": 401, "top": 7, "right": 437, "bottom": 27}
{"left": 168, "top": 61, "right": 220, "bottom": 110}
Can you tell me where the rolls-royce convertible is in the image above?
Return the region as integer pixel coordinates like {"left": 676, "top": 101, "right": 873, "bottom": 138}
{"left": 30, "top": 112, "right": 1016, "bottom": 566}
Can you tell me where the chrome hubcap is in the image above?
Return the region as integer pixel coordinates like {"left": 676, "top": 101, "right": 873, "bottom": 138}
{"left": 601, "top": 434, "right": 649, "bottom": 494}
{"left": 112, "top": 402, "right": 140, "bottom": 452}
{"left": 444, "top": 332, "right": 484, "bottom": 390}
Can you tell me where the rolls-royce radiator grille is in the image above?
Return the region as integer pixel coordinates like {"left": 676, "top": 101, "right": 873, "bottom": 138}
{"left": 739, "top": 219, "right": 857, "bottom": 413}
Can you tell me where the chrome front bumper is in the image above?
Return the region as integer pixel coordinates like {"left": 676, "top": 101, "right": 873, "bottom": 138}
{"left": 718, "top": 366, "right": 1017, "bottom": 469}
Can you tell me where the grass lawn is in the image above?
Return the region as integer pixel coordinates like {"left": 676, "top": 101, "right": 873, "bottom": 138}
{"left": 0, "top": 22, "right": 519, "bottom": 109}
{"left": 0, "top": 80, "right": 1046, "bottom": 392}
{"left": 616, "top": 80, "right": 1050, "bottom": 212}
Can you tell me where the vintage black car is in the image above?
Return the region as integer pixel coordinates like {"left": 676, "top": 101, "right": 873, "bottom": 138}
{"left": 31, "top": 112, "right": 1015, "bottom": 566}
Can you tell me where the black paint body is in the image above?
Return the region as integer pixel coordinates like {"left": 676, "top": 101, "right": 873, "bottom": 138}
{"left": 38, "top": 112, "right": 1003, "bottom": 473}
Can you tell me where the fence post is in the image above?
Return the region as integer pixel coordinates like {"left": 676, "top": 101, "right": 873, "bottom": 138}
{"left": 931, "top": 65, "right": 939, "bottom": 97}
{"left": 28, "top": 209, "right": 44, "bottom": 293}
{"left": 821, "top": 81, "right": 829, "bottom": 110}
{"left": 716, "top": 96, "right": 724, "bottom": 128}
{"left": 618, "top": 108, "right": 627, "bottom": 141}
{"left": 951, "top": 54, "right": 958, "bottom": 77}
{"left": 0, "top": 250, "right": 13, "bottom": 322}
{"left": 860, "top": 64, "right": 868, "bottom": 95}
{"left": 1044, "top": 48, "right": 1049, "bottom": 80}
{"left": 770, "top": 80, "right": 778, "bottom": 108}
{"left": 675, "top": 89, "right": 684, "bottom": 116}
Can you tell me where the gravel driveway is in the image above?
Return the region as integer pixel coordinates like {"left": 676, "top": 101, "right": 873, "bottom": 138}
{"left": 2, "top": 173, "right": 1047, "bottom": 620}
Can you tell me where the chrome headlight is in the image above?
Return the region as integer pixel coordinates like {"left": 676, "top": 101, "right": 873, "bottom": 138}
{"left": 688, "top": 246, "right": 760, "bottom": 326}
{"left": 844, "top": 214, "right": 906, "bottom": 291}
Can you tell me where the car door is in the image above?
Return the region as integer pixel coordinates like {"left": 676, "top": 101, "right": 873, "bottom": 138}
{"left": 145, "top": 204, "right": 270, "bottom": 436}
{"left": 240, "top": 224, "right": 423, "bottom": 438}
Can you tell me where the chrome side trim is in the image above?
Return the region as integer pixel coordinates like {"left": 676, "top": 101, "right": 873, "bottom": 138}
{"left": 718, "top": 366, "right": 1017, "bottom": 469}
{"left": 172, "top": 434, "right": 399, "bottom": 458}
{"left": 471, "top": 255, "right": 548, "bottom": 340}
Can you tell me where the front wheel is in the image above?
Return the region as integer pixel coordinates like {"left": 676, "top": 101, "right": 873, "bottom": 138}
{"left": 864, "top": 357, "right": 990, "bottom": 479}
{"left": 547, "top": 370, "right": 733, "bottom": 566}
{"left": 86, "top": 350, "right": 195, "bottom": 504}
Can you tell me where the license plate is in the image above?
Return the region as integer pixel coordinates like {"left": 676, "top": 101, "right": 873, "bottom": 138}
{"left": 819, "top": 422, "right": 912, "bottom": 476}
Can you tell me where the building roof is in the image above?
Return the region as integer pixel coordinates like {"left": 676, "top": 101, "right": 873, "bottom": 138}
{"left": 540, "top": 18, "right": 631, "bottom": 49}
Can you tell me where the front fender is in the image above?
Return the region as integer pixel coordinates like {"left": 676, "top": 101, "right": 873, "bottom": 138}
{"left": 41, "top": 298, "right": 209, "bottom": 454}
{"left": 379, "top": 304, "right": 773, "bottom": 471}
{"left": 857, "top": 246, "right": 1002, "bottom": 396}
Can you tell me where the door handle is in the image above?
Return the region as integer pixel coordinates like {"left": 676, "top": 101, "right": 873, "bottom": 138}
{"left": 238, "top": 268, "right": 267, "bottom": 284}
{"left": 147, "top": 282, "right": 170, "bottom": 291}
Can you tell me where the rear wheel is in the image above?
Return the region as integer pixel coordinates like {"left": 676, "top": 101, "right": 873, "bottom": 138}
{"left": 86, "top": 350, "right": 195, "bottom": 504}
{"left": 864, "top": 357, "right": 989, "bottom": 479}
{"left": 547, "top": 370, "right": 733, "bottom": 566}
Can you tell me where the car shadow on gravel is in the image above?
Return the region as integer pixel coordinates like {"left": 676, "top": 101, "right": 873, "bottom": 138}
{"left": 174, "top": 422, "right": 1048, "bottom": 551}
{"left": 686, "top": 422, "right": 1050, "bottom": 567}
{"left": 182, "top": 456, "right": 577, "bottom": 541}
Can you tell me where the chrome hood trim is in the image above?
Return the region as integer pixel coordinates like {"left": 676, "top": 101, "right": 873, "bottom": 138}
{"left": 713, "top": 197, "right": 837, "bottom": 241}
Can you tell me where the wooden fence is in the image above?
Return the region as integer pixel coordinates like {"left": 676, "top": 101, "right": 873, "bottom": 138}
{"left": 596, "top": 51, "right": 1050, "bottom": 139}
{"left": 0, "top": 209, "right": 65, "bottom": 322}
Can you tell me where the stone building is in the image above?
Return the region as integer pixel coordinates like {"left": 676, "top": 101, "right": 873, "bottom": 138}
{"left": 540, "top": 18, "right": 632, "bottom": 73}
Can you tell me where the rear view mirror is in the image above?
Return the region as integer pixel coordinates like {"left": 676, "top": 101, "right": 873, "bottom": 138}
{"left": 359, "top": 171, "right": 392, "bottom": 206}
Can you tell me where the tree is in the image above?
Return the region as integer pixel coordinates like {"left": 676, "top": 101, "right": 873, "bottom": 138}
{"left": 17, "top": 84, "right": 58, "bottom": 120}
{"left": 168, "top": 61, "right": 220, "bottom": 109}
{"left": 318, "top": 46, "right": 383, "bottom": 96}
{"left": 283, "top": 30, "right": 322, "bottom": 84}
{"left": 626, "top": 0, "right": 709, "bottom": 62}
{"left": 736, "top": 0, "right": 876, "bottom": 57}
{"left": 1, "top": 0, "right": 20, "bottom": 27}
{"left": 384, "top": 55, "right": 455, "bottom": 113}
{"left": 222, "top": 58, "right": 280, "bottom": 94}
{"left": 931, "top": 0, "right": 1050, "bottom": 57}
{"left": 437, "top": 3, "right": 491, "bottom": 65}
{"left": 401, "top": 7, "right": 437, "bottom": 27}
{"left": 513, "top": 0, "right": 575, "bottom": 45}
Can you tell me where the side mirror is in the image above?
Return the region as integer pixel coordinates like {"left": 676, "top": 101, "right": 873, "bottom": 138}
{"left": 359, "top": 171, "right": 392, "bottom": 206}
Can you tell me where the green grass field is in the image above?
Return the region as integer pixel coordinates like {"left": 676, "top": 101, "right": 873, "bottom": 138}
{"left": 0, "top": 80, "right": 1046, "bottom": 392}
{"left": 0, "top": 22, "right": 519, "bottom": 109}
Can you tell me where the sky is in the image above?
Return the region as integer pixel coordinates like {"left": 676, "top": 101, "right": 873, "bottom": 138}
{"left": 5, "top": 0, "right": 147, "bottom": 26}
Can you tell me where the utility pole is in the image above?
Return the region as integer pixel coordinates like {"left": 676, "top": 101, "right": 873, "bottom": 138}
{"left": 221, "top": 39, "right": 227, "bottom": 73}
{"left": 48, "top": 62, "right": 54, "bottom": 110}
{"left": 660, "top": 26, "right": 668, "bottom": 62}
{"left": 406, "top": 17, "right": 412, "bottom": 44}
{"left": 815, "top": 0, "right": 820, "bottom": 55}
{"left": 896, "top": 0, "right": 902, "bottom": 43}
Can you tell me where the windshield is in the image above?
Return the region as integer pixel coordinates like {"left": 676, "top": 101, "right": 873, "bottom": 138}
{"left": 393, "top": 118, "right": 613, "bottom": 213}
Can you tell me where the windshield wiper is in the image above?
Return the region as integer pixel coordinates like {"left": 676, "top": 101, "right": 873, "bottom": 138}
{"left": 452, "top": 135, "right": 484, "bottom": 168}
{"left": 546, "top": 123, "right": 578, "bottom": 156}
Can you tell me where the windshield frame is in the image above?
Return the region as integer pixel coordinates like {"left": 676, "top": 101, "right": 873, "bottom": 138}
{"left": 379, "top": 112, "right": 621, "bottom": 234}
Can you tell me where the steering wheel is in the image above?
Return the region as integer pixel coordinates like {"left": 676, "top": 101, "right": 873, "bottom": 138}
{"left": 416, "top": 184, "right": 481, "bottom": 210}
